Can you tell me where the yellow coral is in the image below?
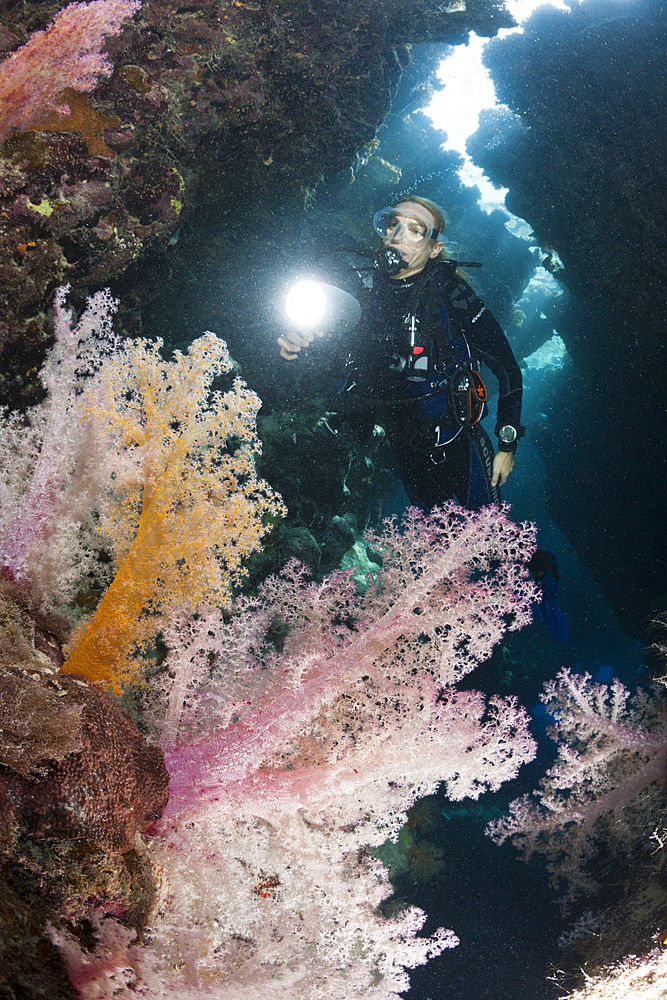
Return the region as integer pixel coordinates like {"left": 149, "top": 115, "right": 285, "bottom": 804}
{"left": 61, "top": 333, "right": 284, "bottom": 692}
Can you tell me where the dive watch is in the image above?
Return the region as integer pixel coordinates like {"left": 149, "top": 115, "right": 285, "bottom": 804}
{"left": 497, "top": 425, "right": 518, "bottom": 445}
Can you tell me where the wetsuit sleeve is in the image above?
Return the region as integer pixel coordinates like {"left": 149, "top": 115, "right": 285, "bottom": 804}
{"left": 441, "top": 278, "right": 523, "bottom": 450}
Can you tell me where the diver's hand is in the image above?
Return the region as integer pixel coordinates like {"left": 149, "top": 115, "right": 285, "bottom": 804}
{"left": 491, "top": 449, "right": 514, "bottom": 487}
{"left": 277, "top": 328, "right": 324, "bottom": 361}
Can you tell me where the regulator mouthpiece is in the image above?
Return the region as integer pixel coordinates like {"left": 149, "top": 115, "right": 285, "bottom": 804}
{"left": 379, "top": 247, "right": 409, "bottom": 276}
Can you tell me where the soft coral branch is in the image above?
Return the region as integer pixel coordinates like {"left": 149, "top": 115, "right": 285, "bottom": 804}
{"left": 0, "top": 0, "right": 141, "bottom": 142}
{"left": 0, "top": 285, "right": 283, "bottom": 689}
{"left": 160, "top": 504, "right": 536, "bottom": 814}
{"left": 487, "top": 668, "right": 667, "bottom": 903}
{"left": 0, "top": 285, "right": 122, "bottom": 600}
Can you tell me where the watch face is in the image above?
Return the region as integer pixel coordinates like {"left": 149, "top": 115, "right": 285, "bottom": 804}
{"left": 499, "top": 425, "right": 517, "bottom": 443}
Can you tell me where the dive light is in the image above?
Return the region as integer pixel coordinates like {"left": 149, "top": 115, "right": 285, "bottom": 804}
{"left": 285, "top": 280, "right": 361, "bottom": 332}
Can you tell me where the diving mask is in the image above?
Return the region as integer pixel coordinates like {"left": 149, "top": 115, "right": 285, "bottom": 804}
{"left": 373, "top": 205, "right": 440, "bottom": 248}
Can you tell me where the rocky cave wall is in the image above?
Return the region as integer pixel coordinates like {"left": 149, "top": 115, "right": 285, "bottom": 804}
{"left": 468, "top": 0, "right": 667, "bottom": 640}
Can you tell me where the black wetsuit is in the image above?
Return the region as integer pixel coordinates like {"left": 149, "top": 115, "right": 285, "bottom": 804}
{"left": 330, "top": 258, "right": 523, "bottom": 511}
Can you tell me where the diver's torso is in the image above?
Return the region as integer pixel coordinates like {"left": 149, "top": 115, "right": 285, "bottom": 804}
{"left": 347, "top": 269, "right": 465, "bottom": 399}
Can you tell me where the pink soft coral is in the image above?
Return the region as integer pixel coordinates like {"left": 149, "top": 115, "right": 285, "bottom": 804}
{"left": 0, "top": 0, "right": 140, "bottom": 142}
{"left": 487, "top": 667, "right": 667, "bottom": 903}
{"left": 129, "top": 504, "right": 538, "bottom": 997}
{"left": 0, "top": 285, "right": 123, "bottom": 601}
{"left": 160, "top": 505, "right": 537, "bottom": 815}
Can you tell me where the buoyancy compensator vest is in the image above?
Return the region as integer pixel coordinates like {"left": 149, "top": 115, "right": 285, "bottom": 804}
{"left": 382, "top": 260, "right": 488, "bottom": 450}
{"left": 329, "top": 258, "right": 488, "bottom": 450}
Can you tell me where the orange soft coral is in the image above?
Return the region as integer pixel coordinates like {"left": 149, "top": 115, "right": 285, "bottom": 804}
{"left": 61, "top": 331, "right": 284, "bottom": 692}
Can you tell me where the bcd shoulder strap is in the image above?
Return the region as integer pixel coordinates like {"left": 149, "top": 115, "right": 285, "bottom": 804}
{"left": 412, "top": 261, "right": 471, "bottom": 371}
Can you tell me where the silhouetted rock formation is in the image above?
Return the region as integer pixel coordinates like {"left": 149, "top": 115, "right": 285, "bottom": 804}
{"left": 469, "top": 0, "right": 667, "bottom": 639}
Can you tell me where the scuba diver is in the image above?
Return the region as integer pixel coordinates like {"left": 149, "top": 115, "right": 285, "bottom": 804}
{"left": 528, "top": 548, "right": 570, "bottom": 642}
{"left": 277, "top": 197, "right": 524, "bottom": 511}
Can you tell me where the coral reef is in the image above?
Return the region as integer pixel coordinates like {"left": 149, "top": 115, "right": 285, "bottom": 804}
{"left": 0, "top": 285, "right": 122, "bottom": 603}
{"left": 0, "top": 286, "right": 284, "bottom": 691}
{"left": 0, "top": 0, "right": 140, "bottom": 141}
{"left": 0, "top": 870, "right": 79, "bottom": 1000}
{"left": 59, "top": 326, "right": 285, "bottom": 690}
{"left": 1, "top": 671, "right": 169, "bottom": 852}
{"left": 486, "top": 665, "right": 667, "bottom": 993}
{"left": 0, "top": 288, "right": 283, "bottom": 996}
{"left": 562, "top": 949, "right": 667, "bottom": 1000}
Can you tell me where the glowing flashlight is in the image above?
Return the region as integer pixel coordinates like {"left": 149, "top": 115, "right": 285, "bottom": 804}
{"left": 284, "top": 280, "right": 361, "bottom": 332}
